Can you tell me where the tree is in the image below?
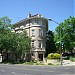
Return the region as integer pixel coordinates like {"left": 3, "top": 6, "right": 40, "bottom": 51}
{"left": 11, "top": 31, "right": 31, "bottom": 61}
{"left": 0, "top": 16, "right": 31, "bottom": 62}
{"left": 55, "top": 16, "right": 75, "bottom": 53}
{"left": 0, "top": 16, "right": 11, "bottom": 53}
{"left": 0, "top": 16, "right": 12, "bottom": 61}
{"left": 46, "top": 30, "right": 57, "bottom": 57}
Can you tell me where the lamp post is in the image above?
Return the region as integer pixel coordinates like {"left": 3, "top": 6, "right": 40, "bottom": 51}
{"left": 48, "top": 18, "right": 62, "bottom": 65}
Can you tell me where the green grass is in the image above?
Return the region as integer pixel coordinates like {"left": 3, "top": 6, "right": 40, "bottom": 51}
{"left": 48, "top": 63, "right": 53, "bottom": 65}
{"left": 23, "top": 62, "right": 34, "bottom": 65}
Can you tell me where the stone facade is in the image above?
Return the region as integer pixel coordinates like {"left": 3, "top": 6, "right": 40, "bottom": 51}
{"left": 12, "top": 13, "right": 48, "bottom": 61}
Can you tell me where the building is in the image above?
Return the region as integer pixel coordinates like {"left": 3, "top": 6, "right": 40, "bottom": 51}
{"left": 12, "top": 13, "right": 48, "bottom": 61}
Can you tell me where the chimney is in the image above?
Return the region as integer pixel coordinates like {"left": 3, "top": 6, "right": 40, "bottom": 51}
{"left": 27, "top": 12, "right": 31, "bottom": 18}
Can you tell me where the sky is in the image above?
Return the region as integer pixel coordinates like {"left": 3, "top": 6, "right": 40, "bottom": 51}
{"left": 0, "top": 0, "right": 74, "bottom": 31}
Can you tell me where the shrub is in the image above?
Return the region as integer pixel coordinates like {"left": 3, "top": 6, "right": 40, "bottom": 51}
{"left": 70, "top": 57, "right": 75, "bottom": 62}
{"left": 54, "top": 53, "right": 60, "bottom": 59}
{"left": 47, "top": 53, "right": 54, "bottom": 59}
{"left": 48, "top": 63, "right": 53, "bottom": 65}
{"left": 47, "top": 53, "right": 60, "bottom": 59}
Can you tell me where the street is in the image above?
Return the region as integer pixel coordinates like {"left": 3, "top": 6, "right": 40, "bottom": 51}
{"left": 0, "top": 64, "right": 75, "bottom": 75}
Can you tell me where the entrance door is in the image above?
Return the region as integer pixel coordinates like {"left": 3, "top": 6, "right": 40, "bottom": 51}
{"left": 39, "top": 54, "right": 43, "bottom": 61}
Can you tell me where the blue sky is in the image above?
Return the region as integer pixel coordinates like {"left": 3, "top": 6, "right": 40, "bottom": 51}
{"left": 0, "top": 0, "right": 74, "bottom": 31}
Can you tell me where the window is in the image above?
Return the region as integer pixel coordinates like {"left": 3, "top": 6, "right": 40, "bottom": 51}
{"left": 38, "top": 20, "right": 42, "bottom": 25}
{"left": 32, "top": 29, "right": 35, "bottom": 36}
{"left": 38, "top": 40, "right": 42, "bottom": 48}
{"left": 39, "top": 29, "right": 43, "bottom": 36}
{"left": 34, "top": 19, "right": 38, "bottom": 24}
{"left": 31, "top": 41, "right": 34, "bottom": 47}
{"left": 32, "top": 20, "right": 35, "bottom": 24}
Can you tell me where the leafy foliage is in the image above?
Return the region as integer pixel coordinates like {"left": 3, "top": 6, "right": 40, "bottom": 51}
{"left": 0, "top": 16, "right": 31, "bottom": 62}
{"left": 55, "top": 16, "right": 75, "bottom": 52}
{"left": 46, "top": 30, "right": 57, "bottom": 57}
{"left": 47, "top": 53, "right": 60, "bottom": 59}
{"left": 0, "top": 16, "right": 11, "bottom": 53}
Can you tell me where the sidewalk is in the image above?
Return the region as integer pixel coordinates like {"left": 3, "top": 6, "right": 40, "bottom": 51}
{"left": 62, "top": 60, "right": 75, "bottom": 66}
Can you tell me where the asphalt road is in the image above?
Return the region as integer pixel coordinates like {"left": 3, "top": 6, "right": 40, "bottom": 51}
{"left": 0, "top": 64, "right": 75, "bottom": 75}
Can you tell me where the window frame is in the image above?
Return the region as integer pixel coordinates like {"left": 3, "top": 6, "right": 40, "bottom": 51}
{"left": 38, "top": 40, "right": 42, "bottom": 48}
{"left": 32, "top": 29, "right": 35, "bottom": 37}
{"left": 39, "top": 29, "right": 43, "bottom": 37}
{"left": 31, "top": 40, "right": 34, "bottom": 48}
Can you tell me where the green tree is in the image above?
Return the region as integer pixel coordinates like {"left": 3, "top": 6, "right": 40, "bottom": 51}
{"left": 0, "top": 16, "right": 11, "bottom": 53}
{"left": 0, "top": 16, "right": 31, "bottom": 62}
{"left": 12, "top": 31, "right": 31, "bottom": 61}
{"left": 46, "top": 30, "right": 57, "bottom": 57}
{"left": 55, "top": 16, "right": 75, "bottom": 52}
{"left": 0, "top": 16, "right": 12, "bottom": 61}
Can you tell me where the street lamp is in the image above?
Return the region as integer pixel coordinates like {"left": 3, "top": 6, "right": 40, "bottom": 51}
{"left": 48, "top": 18, "right": 62, "bottom": 65}
{"left": 48, "top": 19, "right": 59, "bottom": 25}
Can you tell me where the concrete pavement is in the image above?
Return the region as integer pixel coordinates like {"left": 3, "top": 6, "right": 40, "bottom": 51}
{"left": 62, "top": 60, "right": 75, "bottom": 66}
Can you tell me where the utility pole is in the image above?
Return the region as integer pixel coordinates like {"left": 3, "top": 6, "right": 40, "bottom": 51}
{"left": 48, "top": 18, "right": 62, "bottom": 65}
{"left": 28, "top": 12, "right": 31, "bottom": 61}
